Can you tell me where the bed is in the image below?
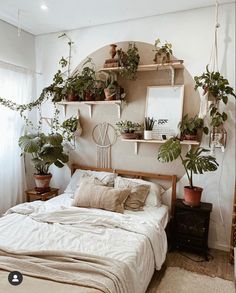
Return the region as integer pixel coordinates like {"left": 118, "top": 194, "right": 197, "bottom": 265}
{"left": 0, "top": 164, "right": 177, "bottom": 293}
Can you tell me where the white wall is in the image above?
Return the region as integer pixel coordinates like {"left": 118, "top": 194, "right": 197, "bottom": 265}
{"left": 35, "top": 3, "right": 235, "bottom": 251}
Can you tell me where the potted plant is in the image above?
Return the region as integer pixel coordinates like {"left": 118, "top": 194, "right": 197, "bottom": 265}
{"left": 153, "top": 38, "right": 173, "bottom": 64}
{"left": 116, "top": 120, "right": 141, "bottom": 139}
{"left": 157, "top": 138, "right": 218, "bottom": 206}
{"left": 144, "top": 117, "right": 156, "bottom": 140}
{"left": 178, "top": 114, "right": 209, "bottom": 141}
{"left": 117, "top": 43, "right": 140, "bottom": 80}
{"left": 18, "top": 133, "right": 69, "bottom": 192}
{"left": 103, "top": 72, "right": 118, "bottom": 101}
{"left": 60, "top": 116, "right": 81, "bottom": 142}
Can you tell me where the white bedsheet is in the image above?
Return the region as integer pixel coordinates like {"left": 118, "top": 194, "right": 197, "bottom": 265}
{"left": 0, "top": 193, "right": 168, "bottom": 293}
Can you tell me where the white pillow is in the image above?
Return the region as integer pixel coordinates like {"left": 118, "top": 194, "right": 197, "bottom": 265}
{"left": 115, "top": 176, "right": 165, "bottom": 207}
{"left": 64, "top": 169, "right": 117, "bottom": 195}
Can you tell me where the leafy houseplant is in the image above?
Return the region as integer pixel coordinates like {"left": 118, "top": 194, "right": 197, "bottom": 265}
{"left": 178, "top": 114, "right": 209, "bottom": 141}
{"left": 117, "top": 43, "right": 140, "bottom": 80}
{"left": 19, "top": 133, "right": 69, "bottom": 192}
{"left": 60, "top": 117, "right": 79, "bottom": 142}
{"left": 144, "top": 117, "right": 156, "bottom": 140}
{"left": 153, "top": 38, "right": 173, "bottom": 64}
{"left": 116, "top": 120, "right": 141, "bottom": 139}
{"left": 157, "top": 138, "right": 218, "bottom": 206}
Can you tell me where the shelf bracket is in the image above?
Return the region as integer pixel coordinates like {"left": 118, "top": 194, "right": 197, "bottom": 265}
{"left": 134, "top": 142, "right": 139, "bottom": 155}
{"left": 116, "top": 103, "right": 121, "bottom": 118}
{"left": 169, "top": 66, "right": 175, "bottom": 86}
{"left": 86, "top": 104, "right": 92, "bottom": 118}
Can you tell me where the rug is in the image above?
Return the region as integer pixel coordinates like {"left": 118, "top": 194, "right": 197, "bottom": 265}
{"left": 156, "top": 267, "right": 235, "bottom": 293}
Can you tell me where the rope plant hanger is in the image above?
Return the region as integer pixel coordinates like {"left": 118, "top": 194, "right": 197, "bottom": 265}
{"left": 92, "top": 122, "right": 117, "bottom": 168}
{"left": 196, "top": 1, "right": 235, "bottom": 152}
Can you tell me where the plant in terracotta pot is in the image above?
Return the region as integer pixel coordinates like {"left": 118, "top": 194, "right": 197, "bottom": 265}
{"left": 153, "top": 38, "right": 173, "bottom": 64}
{"left": 178, "top": 114, "right": 209, "bottom": 141}
{"left": 144, "top": 117, "right": 156, "bottom": 140}
{"left": 18, "top": 133, "right": 69, "bottom": 192}
{"left": 117, "top": 43, "right": 140, "bottom": 80}
{"left": 116, "top": 120, "right": 141, "bottom": 139}
{"left": 157, "top": 138, "right": 218, "bottom": 206}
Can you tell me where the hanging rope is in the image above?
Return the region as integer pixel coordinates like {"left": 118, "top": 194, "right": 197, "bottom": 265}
{"left": 208, "top": 1, "right": 220, "bottom": 72}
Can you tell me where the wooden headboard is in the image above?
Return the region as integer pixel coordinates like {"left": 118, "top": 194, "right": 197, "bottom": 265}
{"left": 71, "top": 164, "right": 177, "bottom": 216}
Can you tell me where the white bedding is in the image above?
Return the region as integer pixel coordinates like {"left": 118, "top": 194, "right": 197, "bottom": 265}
{"left": 0, "top": 193, "right": 168, "bottom": 293}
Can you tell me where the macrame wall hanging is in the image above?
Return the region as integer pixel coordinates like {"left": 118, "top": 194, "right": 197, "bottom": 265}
{"left": 92, "top": 122, "right": 117, "bottom": 168}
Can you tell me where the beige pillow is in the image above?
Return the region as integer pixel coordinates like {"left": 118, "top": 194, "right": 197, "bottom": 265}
{"left": 114, "top": 177, "right": 150, "bottom": 211}
{"left": 72, "top": 182, "right": 131, "bottom": 213}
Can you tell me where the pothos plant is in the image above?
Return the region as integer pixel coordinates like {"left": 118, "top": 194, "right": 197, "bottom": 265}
{"left": 194, "top": 65, "right": 236, "bottom": 127}
{"left": 117, "top": 43, "right": 140, "bottom": 80}
{"left": 153, "top": 38, "right": 173, "bottom": 64}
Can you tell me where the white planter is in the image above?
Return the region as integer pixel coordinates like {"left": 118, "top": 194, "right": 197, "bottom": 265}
{"left": 144, "top": 130, "right": 153, "bottom": 140}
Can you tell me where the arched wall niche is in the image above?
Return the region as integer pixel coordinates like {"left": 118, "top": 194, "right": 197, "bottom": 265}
{"left": 67, "top": 41, "right": 201, "bottom": 189}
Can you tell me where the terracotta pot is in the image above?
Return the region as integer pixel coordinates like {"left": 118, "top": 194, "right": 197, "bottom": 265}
{"left": 184, "top": 134, "right": 197, "bottom": 141}
{"left": 67, "top": 93, "right": 79, "bottom": 101}
{"left": 121, "top": 133, "right": 138, "bottom": 139}
{"left": 183, "top": 186, "right": 203, "bottom": 207}
{"left": 104, "top": 88, "right": 116, "bottom": 101}
{"left": 34, "top": 174, "right": 52, "bottom": 193}
{"left": 109, "top": 44, "right": 117, "bottom": 59}
{"left": 84, "top": 92, "right": 95, "bottom": 101}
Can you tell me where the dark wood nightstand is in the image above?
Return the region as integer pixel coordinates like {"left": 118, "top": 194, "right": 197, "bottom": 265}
{"left": 25, "top": 188, "right": 59, "bottom": 202}
{"left": 171, "top": 199, "right": 212, "bottom": 260}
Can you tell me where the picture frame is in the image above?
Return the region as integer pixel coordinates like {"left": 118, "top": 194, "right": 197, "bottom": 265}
{"left": 145, "top": 85, "right": 184, "bottom": 140}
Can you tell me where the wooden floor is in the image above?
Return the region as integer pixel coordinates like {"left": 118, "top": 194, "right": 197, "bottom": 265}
{"left": 146, "top": 249, "right": 234, "bottom": 292}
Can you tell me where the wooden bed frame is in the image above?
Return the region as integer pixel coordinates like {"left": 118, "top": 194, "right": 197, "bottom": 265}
{"left": 71, "top": 164, "right": 177, "bottom": 216}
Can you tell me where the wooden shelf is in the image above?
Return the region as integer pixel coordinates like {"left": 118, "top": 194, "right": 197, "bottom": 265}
{"left": 100, "top": 61, "right": 184, "bottom": 85}
{"left": 121, "top": 138, "right": 199, "bottom": 155}
{"left": 57, "top": 100, "right": 122, "bottom": 118}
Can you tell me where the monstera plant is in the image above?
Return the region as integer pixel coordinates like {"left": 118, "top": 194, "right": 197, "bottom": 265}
{"left": 19, "top": 133, "right": 69, "bottom": 192}
{"left": 157, "top": 138, "right": 218, "bottom": 206}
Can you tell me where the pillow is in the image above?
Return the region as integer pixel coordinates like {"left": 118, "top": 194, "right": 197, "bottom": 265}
{"left": 72, "top": 182, "right": 131, "bottom": 213}
{"left": 64, "top": 169, "right": 117, "bottom": 194}
{"left": 115, "top": 176, "right": 165, "bottom": 207}
{"left": 114, "top": 177, "right": 150, "bottom": 211}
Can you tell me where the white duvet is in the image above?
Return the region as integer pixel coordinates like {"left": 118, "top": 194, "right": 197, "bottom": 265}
{"left": 0, "top": 194, "right": 168, "bottom": 293}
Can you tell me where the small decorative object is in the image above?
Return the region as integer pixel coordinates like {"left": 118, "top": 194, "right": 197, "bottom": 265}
{"left": 109, "top": 44, "right": 117, "bottom": 59}
{"left": 92, "top": 123, "right": 117, "bottom": 168}
{"left": 144, "top": 117, "right": 156, "bottom": 140}
{"left": 178, "top": 114, "right": 208, "bottom": 141}
{"left": 153, "top": 38, "right": 173, "bottom": 64}
{"left": 18, "top": 133, "right": 69, "bottom": 192}
{"left": 117, "top": 43, "right": 140, "bottom": 80}
{"left": 116, "top": 120, "right": 141, "bottom": 139}
{"left": 157, "top": 138, "right": 218, "bottom": 206}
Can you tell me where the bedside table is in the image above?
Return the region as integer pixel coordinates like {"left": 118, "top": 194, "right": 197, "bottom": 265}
{"left": 172, "top": 199, "right": 212, "bottom": 260}
{"left": 25, "top": 188, "right": 59, "bottom": 202}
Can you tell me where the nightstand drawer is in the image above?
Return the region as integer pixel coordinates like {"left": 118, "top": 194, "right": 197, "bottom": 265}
{"left": 175, "top": 234, "right": 205, "bottom": 249}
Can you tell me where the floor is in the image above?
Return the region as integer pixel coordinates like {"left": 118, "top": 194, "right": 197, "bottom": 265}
{"left": 146, "top": 249, "right": 234, "bottom": 292}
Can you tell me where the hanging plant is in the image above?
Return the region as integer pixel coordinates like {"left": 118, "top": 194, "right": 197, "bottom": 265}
{"left": 117, "top": 43, "right": 140, "bottom": 80}
{"left": 194, "top": 65, "right": 235, "bottom": 126}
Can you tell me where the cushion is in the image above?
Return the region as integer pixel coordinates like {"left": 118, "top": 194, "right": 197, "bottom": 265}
{"left": 64, "top": 169, "right": 117, "bottom": 194}
{"left": 115, "top": 176, "right": 165, "bottom": 207}
{"left": 114, "top": 177, "right": 150, "bottom": 211}
{"left": 72, "top": 182, "right": 131, "bottom": 213}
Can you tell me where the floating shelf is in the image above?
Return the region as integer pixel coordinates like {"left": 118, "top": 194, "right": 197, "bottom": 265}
{"left": 57, "top": 100, "right": 122, "bottom": 118}
{"left": 100, "top": 61, "right": 184, "bottom": 85}
{"left": 121, "top": 138, "right": 199, "bottom": 155}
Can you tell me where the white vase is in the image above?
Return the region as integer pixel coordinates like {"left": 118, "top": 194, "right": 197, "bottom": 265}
{"left": 144, "top": 130, "right": 153, "bottom": 140}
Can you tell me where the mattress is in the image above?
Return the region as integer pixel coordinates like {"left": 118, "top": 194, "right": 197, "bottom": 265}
{"left": 0, "top": 193, "right": 169, "bottom": 293}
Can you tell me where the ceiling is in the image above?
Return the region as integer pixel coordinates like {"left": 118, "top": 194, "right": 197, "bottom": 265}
{"left": 0, "top": 0, "right": 234, "bottom": 35}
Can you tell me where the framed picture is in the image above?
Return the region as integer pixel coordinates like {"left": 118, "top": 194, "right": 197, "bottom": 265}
{"left": 145, "top": 85, "right": 184, "bottom": 140}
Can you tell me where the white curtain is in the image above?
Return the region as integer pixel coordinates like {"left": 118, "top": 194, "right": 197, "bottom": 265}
{"left": 0, "top": 61, "right": 33, "bottom": 214}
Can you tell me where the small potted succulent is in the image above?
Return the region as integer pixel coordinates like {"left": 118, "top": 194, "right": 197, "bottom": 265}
{"left": 178, "top": 114, "right": 208, "bottom": 141}
{"left": 157, "top": 138, "right": 218, "bottom": 206}
{"left": 144, "top": 117, "right": 156, "bottom": 140}
{"left": 153, "top": 38, "right": 173, "bottom": 64}
{"left": 116, "top": 120, "right": 141, "bottom": 139}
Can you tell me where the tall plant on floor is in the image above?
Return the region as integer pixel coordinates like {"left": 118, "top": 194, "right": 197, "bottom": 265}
{"left": 157, "top": 138, "right": 218, "bottom": 206}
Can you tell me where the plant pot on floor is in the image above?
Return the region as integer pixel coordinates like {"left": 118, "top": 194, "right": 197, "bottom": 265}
{"left": 144, "top": 130, "right": 153, "bottom": 140}
{"left": 183, "top": 186, "right": 203, "bottom": 207}
{"left": 34, "top": 174, "right": 52, "bottom": 193}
